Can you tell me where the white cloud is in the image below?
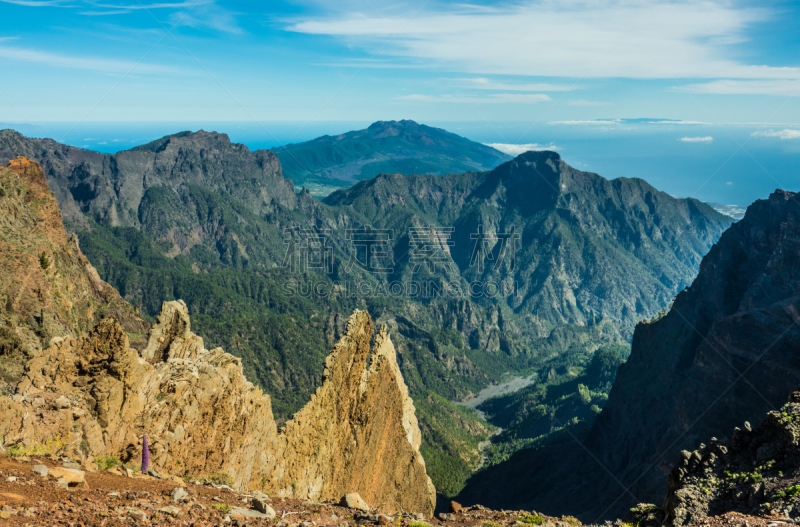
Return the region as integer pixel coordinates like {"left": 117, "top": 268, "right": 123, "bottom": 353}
{"left": 397, "top": 93, "right": 550, "bottom": 103}
{"left": 679, "top": 136, "right": 713, "bottom": 142}
{"left": 486, "top": 143, "right": 561, "bottom": 155}
{"left": 569, "top": 99, "right": 613, "bottom": 106}
{"left": 287, "top": 1, "right": 799, "bottom": 80}
{"left": 0, "top": 45, "right": 182, "bottom": 74}
{"left": 453, "top": 78, "right": 575, "bottom": 92}
{"left": 679, "top": 79, "right": 800, "bottom": 96}
{"left": 751, "top": 129, "right": 800, "bottom": 140}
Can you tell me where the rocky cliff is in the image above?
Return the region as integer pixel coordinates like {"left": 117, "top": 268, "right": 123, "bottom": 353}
{"left": 0, "top": 156, "right": 149, "bottom": 382}
{"left": 327, "top": 150, "right": 732, "bottom": 335}
{"left": 2, "top": 301, "right": 435, "bottom": 515}
{"left": 459, "top": 189, "right": 800, "bottom": 520}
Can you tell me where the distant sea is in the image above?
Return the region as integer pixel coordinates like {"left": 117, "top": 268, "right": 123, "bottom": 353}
{"left": 2, "top": 120, "right": 798, "bottom": 207}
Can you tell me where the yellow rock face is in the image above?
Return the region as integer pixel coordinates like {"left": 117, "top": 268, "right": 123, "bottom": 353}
{"left": 265, "top": 310, "right": 436, "bottom": 515}
{"left": 3, "top": 302, "right": 435, "bottom": 516}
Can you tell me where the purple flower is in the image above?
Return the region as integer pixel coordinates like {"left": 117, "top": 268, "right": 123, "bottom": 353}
{"left": 141, "top": 434, "right": 150, "bottom": 474}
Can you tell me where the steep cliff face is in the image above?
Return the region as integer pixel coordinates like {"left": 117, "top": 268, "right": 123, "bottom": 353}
{"left": 1, "top": 301, "right": 436, "bottom": 515}
{"left": 0, "top": 156, "right": 149, "bottom": 381}
{"left": 587, "top": 189, "right": 800, "bottom": 509}
{"left": 459, "top": 189, "right": 800, "bottom": 520}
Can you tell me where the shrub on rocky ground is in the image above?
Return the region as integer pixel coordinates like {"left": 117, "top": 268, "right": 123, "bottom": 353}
{"left": 94, "top": 455, "right": 120, "bottom": 470}
{"left": 517, "top": 513, "right": 545, "bottom": 525}
{"left": 207, "top": 471, "right": 234, "bottom": 487}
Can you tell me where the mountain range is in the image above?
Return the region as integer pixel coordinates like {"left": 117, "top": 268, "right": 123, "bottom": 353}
{"left": 0, "top": 124, "right": 731, "bottom": 500}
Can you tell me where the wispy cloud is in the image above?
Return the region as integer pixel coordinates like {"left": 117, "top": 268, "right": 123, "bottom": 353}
{"left": 549, "top": 118, "right": 710, "bottom": 126}
{"left": 397, "top": 93, "right": 550, "bottom": 103}
{"left": 549, "top": 119, "right": 622, "bottom": 125}
{"left": 287, "top": 1, "right": 799, "bottom": 80}
{"left": 454, "top": 78, "right": 574, "bottom": 92}
{"left": 486, "top": 143, "right": 561, "bottom": 155}
{"left": 92, "top": 1, "right": 212, "bottom": 7}
{"left": 680, "top": 79, "right": 800, "bottom": 96}
{"left": 0, "top": 45, "right": 181, "bottom": 73}
{"left": 679, "top": 136, "right": 713, "bottom": 143}
{"left": 569, "top": 99, "right": 613, "bottom": 106}
{"left": 751, "top": 129, "right": 800, "bottom": 140}
{"left": 4, "top": 0, "right": 241, "bottom": 33}
{"left": 0, "top": 0, "right": 70, "bottom": 5}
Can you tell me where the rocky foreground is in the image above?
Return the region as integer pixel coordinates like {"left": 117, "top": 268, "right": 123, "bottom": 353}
{"left": 0, "top": 453, "right": 578, "bottom": 527}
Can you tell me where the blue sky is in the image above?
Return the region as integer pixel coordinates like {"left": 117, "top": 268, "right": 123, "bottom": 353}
{"left": 0, "top": 0, "right": 799, "bottom": 205}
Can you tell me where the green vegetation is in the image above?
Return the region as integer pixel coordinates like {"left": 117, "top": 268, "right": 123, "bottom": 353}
{"left": 516, "top": 513, "right": 545, "bottom": 525}
{"left": 416, "top": 392, "right": 496, "bottom": 497}
{"left": 94, "top": 454, "right": 120, "bottom": 470}
{"left": 38, "top": 251, "right": 49, "bottom": 270}
{"left": 7, "top": 433, "right": 68, "bottom": 457}
{"left": 773, "top": 484, "right": 800, "bottom": 499}
{"left": 207, "top": 471, "right": 234, "bottom": 487}
{"left": 40, "top": 132, "right": 723, "bottom": 501}
{"left": 211, "top": 504, "right": 232, "bottom": 513}
{"left": 478, "top": 345, "right": 628, "bottom": 467}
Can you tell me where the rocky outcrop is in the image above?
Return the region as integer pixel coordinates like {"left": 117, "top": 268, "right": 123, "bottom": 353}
{"left": 5, "top": 302, "right": 277, "bottom": 493}
{"left": 266, "top": 310, "right": 436, "bottom": 514}
{"left": 662, "top": 391, "right": 800, "bottom": 526}
{"left": 0, "top": 157, "right": 149, "bottom": 381}
{"left": 0, "top": 301, "right": 436, "bottom": 516}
